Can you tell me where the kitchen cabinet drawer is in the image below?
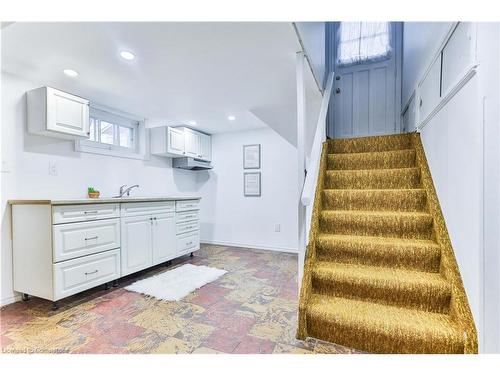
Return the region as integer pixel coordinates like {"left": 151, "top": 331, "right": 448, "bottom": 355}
{"left": 176, "top": 231, "right": 200, "bottom": 255}
{"left": 176, "top": 220, "right": 199, "bottom": 235}
{"left": 176, "top": 211, "right": 200, "bottom": 223}
{"left": 53, "top": 218, "right": 120, "bottom": 262}
{"left": 176, "top": 200, "right": 200, "bottom": 212}
{"left": 53, "top": 204, "right": 119, "bottom": 224}
{"left": 121, "top": 201, "right": 175, "bottom": 217}
{"left": 53, "top": 249, "right": 120, "bottom": 300}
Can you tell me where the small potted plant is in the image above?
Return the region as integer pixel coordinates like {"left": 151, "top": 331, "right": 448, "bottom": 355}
{"left": 87, "top": 187, "right": 100, "bottom": 199}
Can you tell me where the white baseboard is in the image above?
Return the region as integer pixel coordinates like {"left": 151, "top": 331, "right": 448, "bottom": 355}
{"left": 201, "top": 239, "right": 298, "bottom": 254}
{"left": 1, "top": 293, "right": 21, "bottom": 307}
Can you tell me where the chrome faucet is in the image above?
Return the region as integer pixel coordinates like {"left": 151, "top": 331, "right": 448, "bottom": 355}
{"left": 115, "top": 184, "right": 139, "bottom": 198}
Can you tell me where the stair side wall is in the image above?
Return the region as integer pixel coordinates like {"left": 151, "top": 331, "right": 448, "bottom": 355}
{"left": 411, "top": 132, "right": 478, "bottom": 353}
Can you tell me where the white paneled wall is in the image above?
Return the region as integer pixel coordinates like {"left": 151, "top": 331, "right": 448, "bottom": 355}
{"left": 402, "top": 22, "right": 500, "bottom": 353}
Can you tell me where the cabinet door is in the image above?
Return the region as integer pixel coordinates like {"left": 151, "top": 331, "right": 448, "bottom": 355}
{"left": 167, "top": 127, "right": 186, "bottom": 155}
{"left": 46, "top": 87, "right": 89, "bottom": 137}
{"left": 121, "top": 215, "right": 152, "bottom": 276}
{"left": 418, "top": 55, "right": 442, "bottom": 123}
{"left": 199, "top": 133, "right": 212, "bottom": 161}
{"left": 152, "top": 213, "right": 176, "bottom": 265}
{"left": 184, "top": 129, "right": 199, "bottom": 158}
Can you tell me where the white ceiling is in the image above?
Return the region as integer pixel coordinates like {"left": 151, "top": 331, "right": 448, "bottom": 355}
{"left": 2, "top": 22, "right": 305, "bottom": 140}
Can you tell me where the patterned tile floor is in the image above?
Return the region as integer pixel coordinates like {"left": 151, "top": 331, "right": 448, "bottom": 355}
{"left": 1, "top": 244, "right": 361, "bottom": 354}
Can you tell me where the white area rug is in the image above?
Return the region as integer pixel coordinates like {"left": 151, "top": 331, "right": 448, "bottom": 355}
{"left": 124, "top": 264, "right": 227, "bottom": 301}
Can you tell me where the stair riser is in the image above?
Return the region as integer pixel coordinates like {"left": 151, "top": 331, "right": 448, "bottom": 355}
{"left": 327, "top": 150, "right": 416, "bottom": 170}
{"left": 312, "top": 273, "right": 451, "bottom": 313}
{"left": 320, "top": 214, "right": 434, "bottom": 240}
{"left": 316, "top": 240, "right": 441, "bottom": 273}
{"left": 323, "top": 190, "right": 427, "bottom": 212}
{"left": 325, "top": 169, "right": 421, "bottom": 189}
{"left": 328, "top": 134, "right": 412, "bottom": 154}
{"left": 306, "top": 317, "right": 464, "bottom": 354}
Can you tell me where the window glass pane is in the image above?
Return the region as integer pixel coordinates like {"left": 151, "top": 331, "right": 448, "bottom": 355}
{"left": 100, "top": 121, "right": 115, "bottom": 145}
{"left": 118, "top": 126, "right": 133, "bottom": 148}
{"left": 89, "top": 118, "right": 97, "bottom": 141}
{"left": 338, "top": 22, "right": 391, "bottom": 66}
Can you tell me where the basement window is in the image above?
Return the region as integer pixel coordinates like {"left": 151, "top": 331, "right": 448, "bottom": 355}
{"left": 337, "top": 22, "right": 392, "bottom": 67}
{"left": 76, "top": 107, "right": 148, "bottom": 160}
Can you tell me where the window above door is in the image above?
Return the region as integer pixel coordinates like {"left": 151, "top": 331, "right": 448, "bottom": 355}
{"left": 337, "top": 22, "right": 392, "bottom": 67}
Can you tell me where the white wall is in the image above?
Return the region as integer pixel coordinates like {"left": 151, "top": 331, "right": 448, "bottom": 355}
{"left": 295, "top": 22, "right": 326, "bottom": 89}
{"left": 196, "top": 128, "right": 298, "bottom": 253}
{"left": 402, "top": 22, "right": 500, "bottom": 353}
{"left": 0, "top": 72, "right": 198, "bottom": 305}
{"left": 402, "top": 22, "right": 453, "bottom": 106}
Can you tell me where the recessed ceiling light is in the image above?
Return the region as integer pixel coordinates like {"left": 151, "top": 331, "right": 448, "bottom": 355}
{"left": 187, "top": 120, "right": 197, "bottom": 126}
{"left": 63, "top": 69, "right": 78, "bottom": 77}
{"left": 120, "top": 51, "right": 135, "bottom": 60}
{"left": 227, "top": 115, "right": 236, "bottom": 121}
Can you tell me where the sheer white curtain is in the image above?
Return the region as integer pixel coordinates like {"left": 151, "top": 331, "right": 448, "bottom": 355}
{"left": 337, "top": 22, "right": 392, "bottom": 66}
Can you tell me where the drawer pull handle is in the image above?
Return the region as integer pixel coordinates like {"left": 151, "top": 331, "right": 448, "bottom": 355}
{"left": 187, "top": 241, "right": 193, "bottom": 246}
{"left": 84, "top": 211, "right": 98, "bottom": 214}
{"left": 85, "top": 270, "right": 98, "bottom": 275}
{"left": 85, "top": 236, "right": 98, "bottom": 241}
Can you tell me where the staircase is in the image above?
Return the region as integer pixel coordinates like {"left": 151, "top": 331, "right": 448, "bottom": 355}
{"left": 297, "top": 133, "right": 478, "bottom": 354}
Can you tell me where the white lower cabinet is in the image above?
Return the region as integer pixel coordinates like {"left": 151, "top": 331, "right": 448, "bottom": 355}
{"left": 121, "top": 215, "right": 153, "bottom": 276}
{"left": 177, "top": 230, "right": 200, "bottom": 256}
{"left": 120, "top": 203, "right": 178, "bottom": 276}
{"left": 54, "top": 249, "right": 120, "bottom": 300}
{"left": 53, "top": 218, "right": 120, "bottom": 262}
{"left": 120, "top": 212, "right": 177, "bottom": 276}
{"left": 10, "top": 198, "right": 200, "bottom": 306}
{"left": 152, "top": 213, "right": 176, "bottom": 265}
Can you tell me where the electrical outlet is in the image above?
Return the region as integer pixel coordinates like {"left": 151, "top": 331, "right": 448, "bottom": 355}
{"left": 274, "top": 223, "right": 281, "bottom": 232}
{"left": 49, "top": 162, "right": 58, "bottom": 176}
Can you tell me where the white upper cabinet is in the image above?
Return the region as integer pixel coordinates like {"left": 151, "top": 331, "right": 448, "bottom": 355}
{"left": 168, "top": 127, "right": 186, "bottom": 155}
{"left": 199, "top": 133, "right": 212, "bottom": 161}
{"left": 183, "top": 128, "right": 200, "bottom": 158}
{"left": 150, "top": 126, "right": 212, "bottom": 162}
{"left": 27, "top": 87, "right": 90, "bottom": 139}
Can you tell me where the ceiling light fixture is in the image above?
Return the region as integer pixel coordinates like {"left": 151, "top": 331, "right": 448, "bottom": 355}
{"left": 63, "top": 69, "right": 79, "bottom": 77}
{"left": 187, "top": 120, "right": 197, "bottom": 126}
{"left": 227, "top": 115, "right": 236, "bottom": 121}
{"left": 120, "top": 51, "right": 135, "bottom": 60}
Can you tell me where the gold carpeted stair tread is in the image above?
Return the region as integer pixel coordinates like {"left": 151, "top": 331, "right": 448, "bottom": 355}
{"left": 328, "top": 133, "right": 412, "bottom": 154}
{"left": 316, "top": 234, "right": 441, "bottom": 272}
{"left": 325, "top": 167, "right": 421, "bottom": 189}
{"left": 298, "top": 133, "right": 477, "bottom": 353}
{"left": 322, "top": 188, "right": 427, "bottom": 212}
{"left": 312, "top": 261, "right": 451, "bottom": 313}
{"left": 306, "top": 294, "right": 465, "bottom": 354}
{"left": 327, "top": 149, "right": 416, "bottom": 170}
{"left": 320, "top": 210, "right": 434, "bottom": 239}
